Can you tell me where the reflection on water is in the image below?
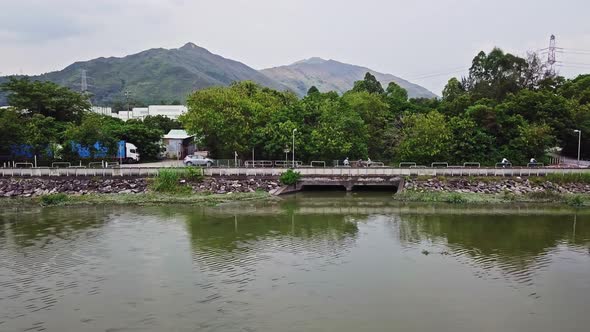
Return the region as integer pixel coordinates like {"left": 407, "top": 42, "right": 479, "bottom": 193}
{"left": 0, "top": 193, "right": 589, "bottom": 332}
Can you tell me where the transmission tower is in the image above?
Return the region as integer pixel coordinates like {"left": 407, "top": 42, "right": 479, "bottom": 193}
{"left": 547, "top": 35, "right": 557, "bottom": 75}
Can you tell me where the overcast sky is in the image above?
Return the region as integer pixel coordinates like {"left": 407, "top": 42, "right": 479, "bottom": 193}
{"left": 1, "top": 0, "right": 589, "bottom": 94}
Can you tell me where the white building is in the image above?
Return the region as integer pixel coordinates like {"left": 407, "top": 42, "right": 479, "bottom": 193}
{"left": 146, "top": 105, "right": 187, "bottom": 119}
{"left": 117, "top": 111, "right": 132, "bottom": 121}
{"left": 131, "top": 107, "right": 148, "bottom": 120}
{"left": 90, "top": 106, "right": 113, "bottom": 117}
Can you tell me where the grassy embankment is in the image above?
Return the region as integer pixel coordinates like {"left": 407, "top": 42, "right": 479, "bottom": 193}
{"left": 1, "top": 168, "right": 275, "bottom": 207}
{"left": 395, "top": 174, "right": 590, "bottom": 207}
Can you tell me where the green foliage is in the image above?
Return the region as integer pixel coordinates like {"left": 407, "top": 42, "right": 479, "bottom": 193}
{"left": 448, "top": 193, "right": 467, "bottom": 204}
{"left": 566, "top": 195, "right": 584, "bottom": 207}
{"left": 40, "top": 193, "right": 69, "bottom": 206}
{"left": 0, "top": 108, "right": 25, "bottom": 155}
{"left": 181, "top": 81, "right": 297, "bottom": 158}
{"left": 1, "top": 77, "right": 90, "bottom": 123}
{"left": 151, "top": 169, "right": 191, "bottom": 194}
{"left": 280, "top": 169, "right": 301, "bottom": 185}
{"left": 185, "top": 166, "right": 204, "bottom": 181}
{"left": 114, "top": 120, "right": 164, "bottom": 160}
{"left": 396, "top": 111, "right": 452, "bottom": 164}
{"left": 142, "top": 115, "right": 182, "bottom": 134}
{"left": 525, "top": 190, "right": 563, "bottom": 201}
{"left": 351, "top": 72, "right": 385, "bottom": 94}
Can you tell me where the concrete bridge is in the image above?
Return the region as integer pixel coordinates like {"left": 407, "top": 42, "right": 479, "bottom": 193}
{"left": 293, "top": 176, "right": 404, "bottom": 193}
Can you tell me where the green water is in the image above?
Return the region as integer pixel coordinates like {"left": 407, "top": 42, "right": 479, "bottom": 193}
{"left": 1, "top": 193, "right": 589, "bottom": 332}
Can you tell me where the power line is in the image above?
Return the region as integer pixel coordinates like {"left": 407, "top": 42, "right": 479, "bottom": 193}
{"left": 406, "top": 67, "right": 469, "bottom": 80}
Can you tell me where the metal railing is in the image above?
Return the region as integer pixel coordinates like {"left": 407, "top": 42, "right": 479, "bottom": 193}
{"left": 431, "top": 162, "right": 449, "bottom": 168}
{"left": 399, "top": 162, "right": 417, "bottom": 168}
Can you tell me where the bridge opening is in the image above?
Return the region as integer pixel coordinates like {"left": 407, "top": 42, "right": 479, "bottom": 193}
{"left": 300, "top": 185, "right": 347, "bottom": 192}
{"left": 351, "top": 185, "right": 398, "bottom": 192}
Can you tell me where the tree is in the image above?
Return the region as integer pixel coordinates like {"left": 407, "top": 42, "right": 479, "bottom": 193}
{"left": 181, "top": 81, "right": 297, "bottom": 158}
{"left": 342, "top": 91, "right": 389, "bottom": 159}
{"left": 23, "top": 114, "right": 62, "bottom": 158}
{"left": 386, "top": 82, "right": 408, "bottom": 101}
{"left": 463, "top": 48, "right": 528, "bottom": 100}
{"left": 351, "top": 72, "right": 385, "bottom": 94}
{"left": 0, "top": 108, "right": 25, "bottom": 155}
{"left": 64, "top": 114, "right": 122, "bottom": 159}
{"left": 143, "top": 115, "right": 182, "bottom": 134}
{"left": 442, "top": 77, "right": 464, "bottom": 102}
{"left": 396, "top": 111, "right": 452, "bottom": 164}
{"left": 448, "top": 116, "right": 496, "bottom": 164}
{"left": 309, "top": 99, "right": 368, "bottom": 161}
{"left": 115, "top": 120, "right": 163, "bottom": 160}
{"left": 307, "top": 86, "right": 320, "bottom": 95}
{"left": 498, "top": 89, "right": 573, "bottom": 143}
{"left": 0, "top": 77, "right": 90, "bottom": 123}
{"left": 504, "top": 123, "right": 555, "bottom": 165}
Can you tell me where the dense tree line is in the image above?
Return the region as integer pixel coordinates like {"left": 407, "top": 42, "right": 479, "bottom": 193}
{"left": 181, "top": 48, "right": 590, "bottom": 165}
{"left": 0, "top": 78, "right": 180, "bottom": 161}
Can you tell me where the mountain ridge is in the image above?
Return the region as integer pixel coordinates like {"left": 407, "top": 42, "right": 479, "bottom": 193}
{"left": 261, "top": 58, "right": 437, "bottom": 98}
{"left": 0, "top": 43, "right": 437, "bottom": 106}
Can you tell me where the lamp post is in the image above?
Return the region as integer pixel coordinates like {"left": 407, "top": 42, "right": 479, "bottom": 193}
{"left": 574, "top": 129, "right": 582, "bottom": 166}
{"left": 292, "top": 128, "right": 297, "bottom": 168}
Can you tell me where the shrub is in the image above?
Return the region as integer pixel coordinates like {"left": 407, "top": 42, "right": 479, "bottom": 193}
{"left": 185, "top": 166, "right": 203, "bottom": 182}
{"left": 40, "top": 193, "right": 69, "bottom": 206}
{"left": 280, "top": 169, "right": 301, "bottom": 186}
{"left": 447, "top": 193, "right": 467, "bottom": 204}
{"left": 566, "top": 195, "right": 584, "bottom": 207}
{"left": 151, "top": 169, "right": 191, "bottom": 194}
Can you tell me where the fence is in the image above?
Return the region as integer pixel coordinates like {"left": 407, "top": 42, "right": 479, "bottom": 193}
{"left": 3, "top": 166, "right": 590, "bottom": 178}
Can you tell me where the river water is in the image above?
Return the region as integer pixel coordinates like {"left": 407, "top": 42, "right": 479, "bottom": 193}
{"left": 1, "top": 193, "right": 589, "bottom": 332}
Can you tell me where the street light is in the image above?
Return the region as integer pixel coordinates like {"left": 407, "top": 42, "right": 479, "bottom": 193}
{"left": 574, "top": 129, "right": 582, "bottom": 166}
{"left": 292, "top": 128, "right": 297, "bottom": 168}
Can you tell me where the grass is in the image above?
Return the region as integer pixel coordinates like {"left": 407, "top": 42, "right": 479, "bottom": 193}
{"left": 394, "top": 189, "right": 590, "bottom": 207}
{"left": 40, "top": 193, "right": 69, "bottom": 206}
{"left": 544, "top": 173, "right": 590, "bottom": 184}
{"left": 0, "top": 191, "right": 275, "bottom": 208}
{"left": 150, "top": 168, "right": 203, "bottom": 194}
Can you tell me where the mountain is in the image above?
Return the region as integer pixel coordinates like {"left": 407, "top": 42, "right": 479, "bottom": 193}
{"left": 0, "top": 43, "right": 288, "bottom": 106}
{"left": 260, "top": 58, "right": 437, "bottom": 98}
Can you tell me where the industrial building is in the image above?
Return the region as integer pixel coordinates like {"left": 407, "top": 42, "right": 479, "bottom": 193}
{"left": 89, "top": 105, "right": 187, "bottom": 121}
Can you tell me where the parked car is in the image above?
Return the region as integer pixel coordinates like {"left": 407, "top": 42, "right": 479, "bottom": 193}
{"left": 183, "top": 155, "right": 214, "bottom": 167}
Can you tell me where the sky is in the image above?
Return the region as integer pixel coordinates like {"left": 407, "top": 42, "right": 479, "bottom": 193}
{"left": 1, "top": 0, "right": 590, "bottom": 95}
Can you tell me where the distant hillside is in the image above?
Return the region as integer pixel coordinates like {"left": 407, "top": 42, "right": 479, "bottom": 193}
{"left": 260, "top": 57, "right": 437, "bottom": 98}
{"left": 0, "top": 43, "right": 288, "bottom": 106}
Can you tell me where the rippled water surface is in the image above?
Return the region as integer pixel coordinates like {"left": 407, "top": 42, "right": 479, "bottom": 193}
{"left": 1, "top": 193, "right": 590, "bottom": 332}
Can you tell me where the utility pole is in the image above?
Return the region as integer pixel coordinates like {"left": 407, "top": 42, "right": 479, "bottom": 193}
{"left": 124, "top": 90, "right": 131, "bottom": 120}
{"left": 574, "top": 129, "right": 582, "bottom": 166}
{"left": 81, "top": 69, "right": 88, "bottom": 93}
{"left": 292, "top": 128, "right": 297, "bottom": 168}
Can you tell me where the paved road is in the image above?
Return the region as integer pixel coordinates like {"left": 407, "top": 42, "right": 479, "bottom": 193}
{"left": 127, "top": 160, "right": 184, "bottom": 168}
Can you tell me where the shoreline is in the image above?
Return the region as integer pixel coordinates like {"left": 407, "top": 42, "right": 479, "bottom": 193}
{"left": 394, "top": 190, "right": 589, "bottom": 207}
{"left": 0, "top": 191, "right": 278, "bottom": 208}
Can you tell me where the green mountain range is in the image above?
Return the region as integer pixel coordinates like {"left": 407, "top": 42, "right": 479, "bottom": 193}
{"left": 0, "top": 43, "right": 436, "bottom": 106}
